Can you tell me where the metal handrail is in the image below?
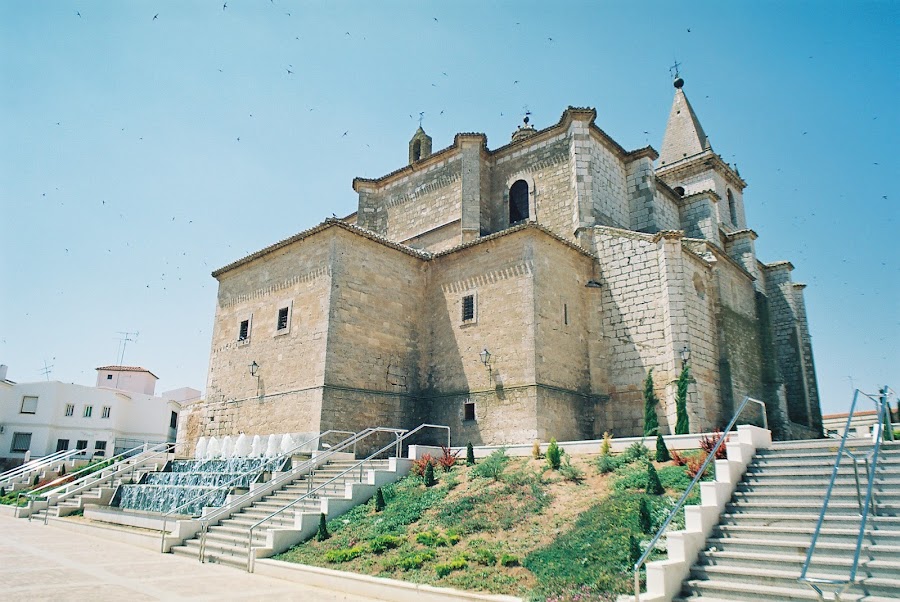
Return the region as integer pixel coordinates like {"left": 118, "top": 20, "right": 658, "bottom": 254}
{"left": 19, "top": 442, "right": 151, "bottom": 514}
{"left": 798, "top": 387, "right": 892, "bottom": 599}
{"left": 157, "top": 429, "right": 355, "bottom": 552}
{"left": 25, "top": 441, "right": 184, "bottom": 524}
{"left": 633, "top": 396, "right": 765, "bottom": 602}
{"left": 246, "top": 423, "right": 450, "bottom": 572}
{"left": 0, "top": 448, "right": 83, "bottom": 486}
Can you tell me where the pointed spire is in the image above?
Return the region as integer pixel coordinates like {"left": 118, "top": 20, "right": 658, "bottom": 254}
{"left": 659, "top": 76, "right": 711, "bottom": 166}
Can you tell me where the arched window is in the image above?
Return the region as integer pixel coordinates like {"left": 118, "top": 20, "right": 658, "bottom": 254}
{"left": 412, "top": 139, "right": 422, "bottom": 162}
{"left": 727, "top": 189, "right": 738, "bottom": 226}
{"left": 509, "top": 180, "right": 529, "bottom": 223}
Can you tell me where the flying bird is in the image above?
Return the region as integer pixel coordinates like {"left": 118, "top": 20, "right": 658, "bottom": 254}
{"left": 342, "top": 131, "right": 348, "bottom": 137}
{"left": 76, "top": 11, "right": 81, "bottom": 17}
{"left": 687, "top": 28, "right": 691, "bottom": 33}
{"left": 153, "top": 13, "right": 158, "bottom": 20}
{"left": 222, "top": 2, "right": 227, "bottom": 10}
{"left": 286, "top": 68, "right": 293, "bottom": 74}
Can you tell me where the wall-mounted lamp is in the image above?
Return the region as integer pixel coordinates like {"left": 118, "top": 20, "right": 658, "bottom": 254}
{"left": 249, "top": 361, "right": 260, "bottom": 377}
{"left": 679, "top": 346, "right": 691, "bottom": 369}
{"left": 479, "top": 348, "right": 491, "bottom": 368}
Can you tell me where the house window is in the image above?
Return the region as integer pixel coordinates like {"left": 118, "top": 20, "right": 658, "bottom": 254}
{"left": 83, "top": 405, "right": 93, "bottom": 418}
{"left": 464, "top": 402, "right": 476, "bottom": 421}
{"left": 170, "top": 411, "right": 178, "bottom": 430}
{"left": 238, "top": 319, "right": 250, "bottom": 341}
{"left": 11, "top": 432, "right": 32, "bottom": 453}
{"left": 64, "top": 404, "right": 74, "bottom": 417}
{"left": 56, "top": 439, "right": 69, "bottom": 452}
{"left": 462, "top": 295, "right": 475, "bottom": 322}
{"left": 20, "top": 396, "right": 38, "bottom": 414}
{"left": 76, "top": 440, "right": 88, "bottom": 453}
{"left": 277, "top": 307, "right": 289, "bottom": 331}
{"left": 106, "top": 374, "right": 113, "bottom": 380}
{"left": 94, "top": 441, "right": 107, "bottom": 456}
{"left": 509, "top": 179, "right": 529, "bottom": 223}
{"left": 727, "top": 189, "right": 738, "bottom": 226}
{"left": 101, "top": 406, "right": 111, "bottom": 419}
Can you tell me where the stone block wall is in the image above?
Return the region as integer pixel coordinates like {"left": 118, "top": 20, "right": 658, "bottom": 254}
{"left": 588, "top": 134, "right": 629, "bottom": 229}
{"left": 679, "top": 193, "right": 719, "bottom": 241}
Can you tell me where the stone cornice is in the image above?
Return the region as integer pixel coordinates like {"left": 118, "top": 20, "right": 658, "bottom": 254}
{"left": 763, "top": 260, "right": 795, "bottom": 272}
{"left": 683, "top": 236, "right": 756, "bottom": 282}
{"left": 656, "top": 149, "right": 747, "bottom": 190}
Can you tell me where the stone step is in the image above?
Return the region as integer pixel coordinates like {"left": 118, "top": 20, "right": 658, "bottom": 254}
{"left": 203, "top": 529, "right": 266, "bottom": 547}
{"left": 712, "top": 524, "right": 900, "bottom": 546}
{"left": 747, "top": 458, "right": 900, "bottom": 473}
{"left": 696, "top": 549, "right": 900, "bottom": 580}
{"left": 730, "top": 490, "right": 900, "bottom": 504}
{"left": 738, "top": 477, "right": 900, "bottom": 489}
{"left": 222, "top": 515, "right": 295, "bottom": 529}
{"left": 704, "top": 536, "right": 900, "bottom": 560}
{"left": 724, "top": 500, "right": 900, "bottom": 517}
{"left": 676, "top": 578, "right": 898, "bottom": 602}
{"left": 179, "top": 537, "right": 249, "bottom": 560}
{"left": 717, "top": 512, "right": 900, "bottom": 530}
{"left": 768, "top": 440, "right": 900, "bottom": 452}
{"left": 207, "top": 524, "right": 270, "bottom": 539}
{"left": 687, "top": 564, "right": 900, "bottom": 598}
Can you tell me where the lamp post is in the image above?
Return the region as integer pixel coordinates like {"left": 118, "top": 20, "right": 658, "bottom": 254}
{"left": 480, "top": 348, "right": 492, "bottom": 382}
{"left": 679, "top": 346, "right": 691, "bottom": 370}
{"left": 249, "top": 361, "right": 259, "bottom": 377}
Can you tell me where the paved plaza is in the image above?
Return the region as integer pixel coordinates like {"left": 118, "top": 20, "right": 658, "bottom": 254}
{"left": 0, "top": 515, "right": 381, "bottom": 601}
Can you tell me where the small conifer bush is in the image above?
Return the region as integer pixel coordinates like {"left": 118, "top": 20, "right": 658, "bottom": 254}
{"left": 316, "top": 512, "right": 330, "bottom": 541}
{"left": 466, "top": 442, "right": 475, "bottom": 466}
{"left": 58, "top": 464, "right": 66, "bottom": 477}
{"left": 500, "top": 553, "right": 520, "bottom": 567}
{"left": 655, "top": 434, "right": 671, "bottom": 462}
{"left": 629, "top": 534, "right": 641, "bottom": 563}
{"left": 374, "top": 487, "right": 386, "bottom": 512}
{"left": 638, "top": 497, "right": 652, "bottom": 534}
{"left": 531, "top": 440, "right": 542, "bottom": 460}
{"left": 33, "top": 474, "right": 40, "bottom": 487}
{"left": 546, "top": 439, "right": 562, "bottom": 470}
{"left": 646, "top": 462, "right": 664, "bottom": 495}
{"left": 423, "top": 461, "right": 436, "bottom": 487}
{"left": 600, "top": 431, "right": 612, "bottom": 456}
{"left": 0, "top": 486, "right": 6, "bottom": 498}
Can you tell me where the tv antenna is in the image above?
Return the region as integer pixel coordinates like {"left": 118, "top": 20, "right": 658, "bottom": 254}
{"left": 115, "top": 331, "right": 139, "bottom": 364}
{"left": 39, "top": 358, "right": 54, "bottom": 381}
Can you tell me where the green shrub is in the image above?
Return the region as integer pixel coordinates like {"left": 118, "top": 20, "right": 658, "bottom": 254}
{"left": 643, "top": 369, "right": 659, "bottom": 436}
{"left": 629, "top": 534, "right": 641, "bottom": 563}
{"left": 675, "top": 364, "right": 690, "bottom": 435}
{"left": 423, "top": 462, "right": 436, "bottom": 487}
{"left": 316, "top": 513, "right": 330, "bottom": 541}
{"left": 471, "top": 449, "right": 508, "bottom": 480}
{"left": 374, "top": 487, "right": 386, "bottom": 512}
{"left": 0, "top": 487, "right": 5, "bottom": 498}
{"left": 646, "top": 463, "right": 664, "bottom": 495}
{"left": 623, "top": 441, "right": 650, "bottom": 463}
{"left": 638, "top": 497, "right": 651, "bottom": 534}
{"left": 559, "top": 455, "right": 584, "bottom": 483}
{"left": 470, "top": 548, "right": 497, "bottom": 566}
{"left": 466, "top": 442, "right": 475, "bottom": 466}
{"left": 324, "top": 545, "right": 364, "bottom": 563}
{"left": 500, "top": 553, "right": 519, "bottom": 567}
{"left": 435, "top": 555, "right": 467, "bottom": 577}
{"left": 532, "top": 440, "right": 542, "bottom": 460}
{"left": 369, "top": 534, "right": 402, "bottom": 554}
{"left": 655, "top": 434, "right": 671, "bottom": 463}
{"left": 33, "top": 474, "right": 40, "bottom": 487}
{"left": 546, "top": 439, "right": 562, "bottom": 470}
{"left": 415, "top": 528, "right": 459, "bottom": 547}
{"left": 58, "top": 464, "right": 66, "bottom": 477}
{"left": 595, "top": 454, "right": 623, "bottom": 474}
{"left": 388, "top": 550, "right": 435, "bottom": 571}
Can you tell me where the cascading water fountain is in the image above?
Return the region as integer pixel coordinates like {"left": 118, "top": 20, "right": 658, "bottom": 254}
{"left": 111, "top": 432, "right": 307, "bottom": 516}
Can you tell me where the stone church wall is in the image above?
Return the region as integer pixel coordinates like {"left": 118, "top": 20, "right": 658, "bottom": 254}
{"left": 587, "top": 135, "right": 629, "bottom": 229}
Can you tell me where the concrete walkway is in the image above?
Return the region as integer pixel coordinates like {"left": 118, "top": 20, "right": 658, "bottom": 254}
{"left": 0, "top": 514, "right": 381, "bottom": 601}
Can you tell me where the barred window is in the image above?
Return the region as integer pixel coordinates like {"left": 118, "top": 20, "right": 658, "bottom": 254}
{"left": 64, "top": 404, "right": 74, "bottom": 417}
{"left": 238, "top": 319, "right": 249, "bottom": 341}
{"left": 11, "top": 432, "right": 32, "bottom": 453}
{"left": 277, "top": 307, "right": 289, "bottom": 331}
{"left": 462, "top": 295, "right": 475, "bottom": 322}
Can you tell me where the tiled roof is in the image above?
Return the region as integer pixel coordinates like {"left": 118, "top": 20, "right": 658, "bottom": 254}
{"left": 95, "top": 366, "right": 158, "bottom": 379}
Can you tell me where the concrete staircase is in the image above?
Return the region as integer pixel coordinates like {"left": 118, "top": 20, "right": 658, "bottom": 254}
{"left": 675, "top": 439, "right": 900, "bottom": 601}
{"left": 171, "top": 457, "right": 396, "bottom": 567}
{"left": 29, "top": 463, "right": 164, "bottom": 522}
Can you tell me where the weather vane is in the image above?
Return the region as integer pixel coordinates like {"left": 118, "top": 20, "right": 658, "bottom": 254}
{"left": 669, "top": 59, "right": 682, "bottom": 79}
{"left": 418, "top": 111, "right": 425, "bottom": 127}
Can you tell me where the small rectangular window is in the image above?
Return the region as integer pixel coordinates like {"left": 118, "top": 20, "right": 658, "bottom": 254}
{"left": 238, "top": 319, "right": 250, "bottom": 341}
{"left": 564, "top": 303, "right": 569, "bottom": 326}
{"left": 101, "top": 406, "right": 111, "bottom": 419}
{"left": 462, "top": 295, "right": 475, "bottom": 322}
{"left": 20, "top": 396, "right": 38, "bottom": 414}
{"left": 83, "top": 405, "right": 93, "bottom": 418}
{"left": 56, "top": 439, "right": 69, "bottom": 452}
{"left": 106, "top": 374, "right": 113, "bottom": 380}
{"left": 76, "top": 440, "right": 88, "bottom": 452}
{"left": 277, "top": 307, "right": 289, "bottom": 331}
{"left": 170, "top": 411, "right": 178, "bottom": 430}
{"left": 94, "top": 441, "right": 107, "bottom": 456}
{"left": 464, "top": 402, "right": 476, "bottom": 421}
{"left": 64, "top": 404, "right": 74, "bottom": 417}
{"left": 11, "top": 432, "right": 32, "bottom": 453}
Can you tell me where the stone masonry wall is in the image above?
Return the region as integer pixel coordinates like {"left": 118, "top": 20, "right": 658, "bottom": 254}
{"left": 679, "top": 194, "right": 719, "bottom": 241}
{"left": 587, "top": 134, "right": 629, "bottom": 229}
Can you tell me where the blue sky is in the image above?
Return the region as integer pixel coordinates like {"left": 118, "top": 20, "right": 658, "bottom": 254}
{"left": 1, "top": 1, "right": 897, "bottom": 416}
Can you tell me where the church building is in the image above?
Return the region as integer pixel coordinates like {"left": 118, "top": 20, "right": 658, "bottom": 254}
{"left": 183, "top": 77, "right": 822, "bottom": 448}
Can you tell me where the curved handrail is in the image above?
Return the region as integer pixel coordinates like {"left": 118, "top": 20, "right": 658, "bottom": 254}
{"left": 19, "top": 442, "right": 151, "bottom": 512}
{"left": 246, "top": 423, "right": 450, "bottom": 572}
{"left": 633, "top": 396, "right": 765, "bottom": 602}
{"left": 798, "top": 387, "right": 892, "bottom": 599}
{"left": 157, "top": 429, "right": 356, "bottom": 551}
{"left": 25, "top": 442, "right": 187, "bottom": 524}
{"left": 1, "top": 448, "right": 83, "bottom": 486}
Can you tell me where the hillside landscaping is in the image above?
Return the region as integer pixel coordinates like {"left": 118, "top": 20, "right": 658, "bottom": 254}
{"left": 275, "top": 441, "right": 710, "bottom": 601}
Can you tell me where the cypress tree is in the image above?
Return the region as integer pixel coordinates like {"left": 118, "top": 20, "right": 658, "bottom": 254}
{"left": 423, "top": 461, "right": 436, "bottom": 487}
{"left": 466, "top": 442, "right": 475, "bottom": 466}
{"left": 546, "top": 439, "right": 562, "bottom": 470}
{"left": 629, "top": 534, "right": 641, "bottom": 564}
{"left": 316, "top": 513, "right": 330, "bottom": 541}
{"left": 638, "top": 497, "right": 652, "bottom": 534}
{"left": 643, "top": 369, "right": 659, "bottom": 436}
{"left": 646, "top": 462, "right": 664, "bottom": 495}
{"left": 374, "top": 487, "right": 386, "bottom": 512}
{"left": 675, "top": 364, "right": 691, "bottom": 435}
{"left": 655, "top": 434, "right": 671, "bottom": 462}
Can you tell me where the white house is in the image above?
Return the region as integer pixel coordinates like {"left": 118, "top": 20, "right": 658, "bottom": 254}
{"left": 0, "top": 364, "right": 197, "bottom": 466}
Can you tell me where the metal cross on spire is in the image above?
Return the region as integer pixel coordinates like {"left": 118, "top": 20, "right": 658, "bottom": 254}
{"left": 418, "top": 111, "right": 425, "bottom": 127}
{"left": 669, "top": 59, "right": 682, "bottom": 79}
